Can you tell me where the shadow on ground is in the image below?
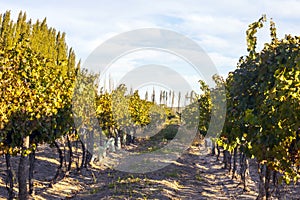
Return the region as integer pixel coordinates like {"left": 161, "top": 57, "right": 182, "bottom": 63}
{"left": 1, "top": 139, "right": 300, "bottom": 200}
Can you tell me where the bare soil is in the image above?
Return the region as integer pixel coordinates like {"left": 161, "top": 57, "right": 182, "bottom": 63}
{"left": 0, "top": 140, "right": 300, "bottom": 200}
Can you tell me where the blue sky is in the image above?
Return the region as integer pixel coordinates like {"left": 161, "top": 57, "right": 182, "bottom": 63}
{"left": 1, "top": 0, "right": 300, "bottom": 98}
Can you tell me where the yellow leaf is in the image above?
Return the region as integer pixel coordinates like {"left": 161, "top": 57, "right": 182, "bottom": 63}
{"left": 278, "top": 121, "right": 282, "bottom": 129}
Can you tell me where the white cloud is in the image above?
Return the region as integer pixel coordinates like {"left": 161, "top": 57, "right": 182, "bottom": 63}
{"left": 0, "top": 0, "right": 299, "bottom": 79}
{"left": 207, "top": 52, "right": 238, "bottom": 77}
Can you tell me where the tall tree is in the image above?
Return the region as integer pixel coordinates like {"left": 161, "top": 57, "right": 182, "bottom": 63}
{"left": 0, "top": 11, "right": 77, "bottom": 199}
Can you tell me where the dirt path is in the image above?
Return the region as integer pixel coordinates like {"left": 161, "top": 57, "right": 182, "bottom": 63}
{"left": 71, "top": 144, "right": 259, "bottom": 199}
{"left": 0, "top": 141, "right": 299, "bottom": 199}
{"left": 69, "top": 146, "right": 257, "bottom": 199}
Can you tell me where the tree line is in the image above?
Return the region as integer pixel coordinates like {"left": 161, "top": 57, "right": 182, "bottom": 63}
{"left": 204, "top": 15, "right": 300, "bottom": 199}
{"left": 0, "top": 11, "right": 179, "bottom": 199}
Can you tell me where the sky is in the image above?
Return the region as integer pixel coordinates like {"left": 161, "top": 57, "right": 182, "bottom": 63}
{"left": 1, "top": 0, "right": 300, "bottom": 100}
